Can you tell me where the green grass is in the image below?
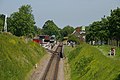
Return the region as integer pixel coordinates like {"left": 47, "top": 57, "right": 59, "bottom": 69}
{"left": 64, "top": 45, "right": 77, "bottom": 80}
{"left": 95, "top": 45, "right": 120, "bottom": 60}
{"left": 0, "top": 33, "right": 46, "bottom": 80}
{"left": 64, "top": 46, "right": 76, "bottom": 57}
{"left": 64, "top": 44, "right": 120, "bottom": 80}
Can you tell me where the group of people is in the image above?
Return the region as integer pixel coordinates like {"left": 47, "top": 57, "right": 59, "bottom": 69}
{"left": 67, "top": 41, "right": 75, "bottom": 47}
{"left": 109, "top": 48, "right": 115, "bottom": 56}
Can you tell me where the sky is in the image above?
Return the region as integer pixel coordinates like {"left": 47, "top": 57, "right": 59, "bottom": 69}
{"left": 0, "top": 0, "right": 120, "bottom": 28}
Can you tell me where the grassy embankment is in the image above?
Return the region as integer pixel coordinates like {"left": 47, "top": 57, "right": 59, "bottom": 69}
{"left": 95, "top": 45, "right": 120, "bottom": 60}
{"left": 0, "top": 33, "right": 46, "bottom": 80}
{"left": 64, "top": 44, "right": 120, "bottom": 80}
{"left": 64, "top": 45, "right": 76, "bottom": 80}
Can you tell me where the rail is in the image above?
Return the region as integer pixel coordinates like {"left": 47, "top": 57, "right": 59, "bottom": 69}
{"left": 41, "top": 43, "right": 63, "bottom": 80}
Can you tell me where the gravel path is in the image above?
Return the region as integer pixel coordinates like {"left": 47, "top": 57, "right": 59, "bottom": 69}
{"left": 64, "top": 58, "right": 71, "bottom": 80}
{"left": 57, "top": 58, "right": 64, "bottom": 80}
{"left": 29, "top": 53, "right": 51, "bottom": 80}
{"left": 28, "top": 43, "right": 65, "bottom": 80}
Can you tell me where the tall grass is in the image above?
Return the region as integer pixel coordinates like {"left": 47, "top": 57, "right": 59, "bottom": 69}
{"left": 64, "top": 44, "right": 120, "bottom": 80}
{"left": 0, "top": 33, "right": 46, "bottom": 80}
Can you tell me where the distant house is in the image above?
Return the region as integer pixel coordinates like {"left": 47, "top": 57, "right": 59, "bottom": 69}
{"left": 72, "top": 26, "right": 86, "bottom": 42}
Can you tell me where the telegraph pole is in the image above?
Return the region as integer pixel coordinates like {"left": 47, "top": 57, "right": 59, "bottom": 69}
{"left": 4, "top": 15, "right": 7, "bottom": 32}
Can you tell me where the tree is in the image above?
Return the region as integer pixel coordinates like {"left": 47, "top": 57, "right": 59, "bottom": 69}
{"left": 100, "top": 17, "right": 110, "bottom": 44}
{"left": 34, "top": 26, "right": 43, "bottom": 35}
{"left": 0, "top": 14, "right": 5, "bottom": 32}
{"left": 61, "top": 25, "right": 74, "bottom": 37}
{"left": 68, "top": 34, "right": 80, "bottom": 44}
{"left": 86, "top": 20, "right": 108, "bottom": 45}
{"left": 42, "top": 20, "right": 61, "bottom": 39}
{"left": 108, "top": 7, "right": 120, "bottom": 46}
{"left": 86, "top": 21, "right": 101, "bottom": 44}
{"left": 8, "top": 5, "right": 36, "bottom": 37}
{"left": 86, "top": 7, "right": 120, "bottom": 46}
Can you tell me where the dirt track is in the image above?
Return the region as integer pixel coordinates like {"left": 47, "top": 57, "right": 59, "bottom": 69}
{"left": 29, "top": 53, "right": 51, "bottom": 80}
{"left": 28, "top": 43, "right": 64, "bottom": 80}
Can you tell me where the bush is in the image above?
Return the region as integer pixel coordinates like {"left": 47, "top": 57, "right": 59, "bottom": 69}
{"left": 68, "top": 35, "right": 80, "bottom": 44}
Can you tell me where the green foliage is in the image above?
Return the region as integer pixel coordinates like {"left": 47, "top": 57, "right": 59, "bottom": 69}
{"left": 86, "top": 7, "right": 120, "bottom": 46}
{"left": 86, "top": 21, "right": 102, "bottom": 42}
{"left": 42, "top": 20, "right": 61, "bottom": 39}
{"left": 34, "top": 26, "right": 42, "bottom": 35}
{"left": 0, "top": 33, "right": 46, "bottom": 80}
{"left": 0, "top": 14, "right": 5, "bottom": 31}
{"left": 108, "top": 7, "right": 120, "bottom": 41}
{"left": 86, "top": 20, "right": 108, "bottom": 44}
{"left": 68, "top": 34, "right": 80, "bottom": 44}
{"left": 64, "top": 44, "right": 120, "bottom": 80}
{"left": 7, "top": 5, "right": 36, "bottom": 37}
{"left": 61, "top": 25, "right": 74, "bottom": 37}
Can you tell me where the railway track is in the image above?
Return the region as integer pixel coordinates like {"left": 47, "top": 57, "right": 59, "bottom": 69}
{"left": 41, "top": 43, "right": 63, "bottom": 80}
